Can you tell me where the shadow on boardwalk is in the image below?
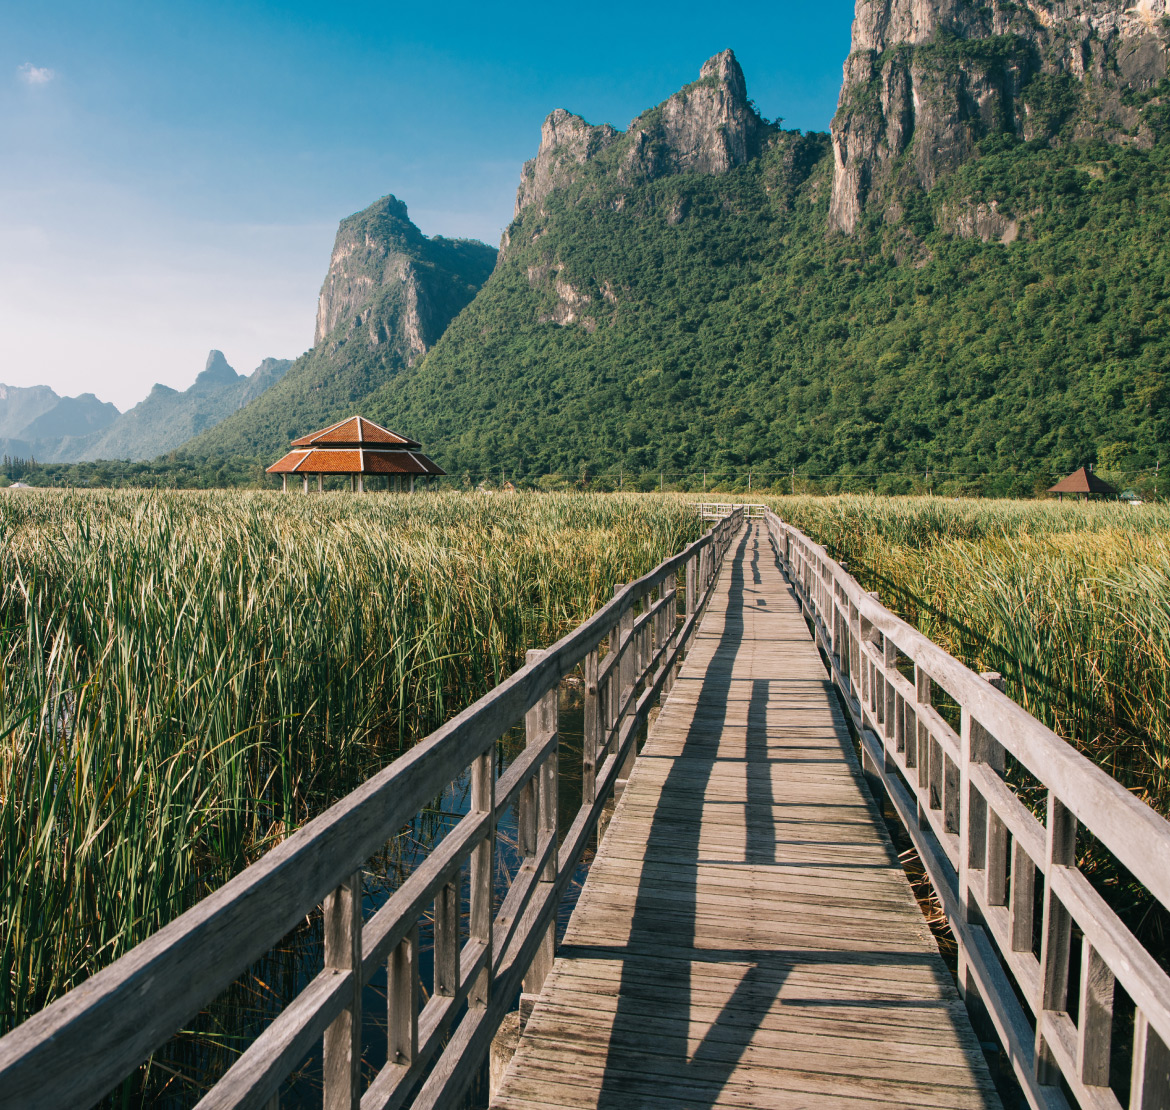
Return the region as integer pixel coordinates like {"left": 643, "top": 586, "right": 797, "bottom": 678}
{"left": 499, "top": 526, "right": 1001, "bottom": 1109}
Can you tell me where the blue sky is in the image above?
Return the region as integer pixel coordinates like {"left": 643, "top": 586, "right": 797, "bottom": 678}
{"left": 0, "top": 1, "right": 856, "bottom": 409}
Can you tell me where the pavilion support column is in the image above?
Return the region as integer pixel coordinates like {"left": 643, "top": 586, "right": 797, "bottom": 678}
{"left": 409, "top": 475, "right": 415, "bottom": 494}
{"left": 357, "top": 473, "right": 365, "bottom": 494}
{"left": 349, "top": 475, "right": 355, "bottom": 493}
{"left": 282, "top": 474, "right": 287, "bottom": 493}
{"left": 303, "top": 475, "right": 309, "bottom": 494}
{"left": 317, "top": 474, "right": 323, "bottom": 493}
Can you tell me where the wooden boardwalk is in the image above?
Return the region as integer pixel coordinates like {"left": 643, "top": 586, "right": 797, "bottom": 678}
{"left": 492, "top": 524, "right": 1002, "bottom": 1110}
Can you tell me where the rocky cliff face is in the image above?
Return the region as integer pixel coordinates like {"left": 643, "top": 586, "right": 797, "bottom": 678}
{"left": 315, "top": 196, "right": 427, "bottom": 345}
{"left": 511, "top": 50, "right": 772, "bottom": 230}
{"left": 187, "top": 199, "right": 496, "bottom": 459}
{"left": 313, "top": 195, "right": 496, "bottom": 367}
{"left": 829, "top": 0, "right": 1170, "bottom": 232}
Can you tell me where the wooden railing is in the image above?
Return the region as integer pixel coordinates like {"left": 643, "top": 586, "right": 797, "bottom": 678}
{"left": 0, "top": 508, "right": 744, "bottom": 1110}
{"left": 765, "top": 509, "right": 1170, "bottom": 1110}
{"left": 696, "top": 501, "right": 766, "bottom": 521}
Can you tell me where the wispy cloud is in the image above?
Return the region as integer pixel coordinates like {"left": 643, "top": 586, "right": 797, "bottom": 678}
{"left": 17, "top": 63, "right": 56, "bottom": 86}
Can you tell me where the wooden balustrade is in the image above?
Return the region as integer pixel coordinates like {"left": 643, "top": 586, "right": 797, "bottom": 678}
{"left": 697, "top": 501, "right": 765, "bottom": 521}
{"left": 765, "top": 508, "right": 1170, "bottom": 1110}
{"left": 0, "top": 508, "right": 745, "bottom": 1110}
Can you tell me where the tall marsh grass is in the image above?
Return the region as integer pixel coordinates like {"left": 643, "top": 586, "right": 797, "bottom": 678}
{"left": 765, "top": 494, "right": 1170, "bottom": 973}
{"left": 768, "top": 495, "right": 1170, "bottom": 814}
{"left": 0, "top": 489, "right": 699, "bottom": 1031}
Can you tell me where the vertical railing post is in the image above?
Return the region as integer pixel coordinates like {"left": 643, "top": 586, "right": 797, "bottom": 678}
{"left": 663, "top": 572, "right": 677, "bottom": 694}
{"left": 523, "top": 649, "right": 558, "bottom": 1001}
{"left": 583, "top": 648, "right": 599, "bottom": 808}
{"left": 957, "top": 695, "right": 992, "bottom": 1040}
{"left": 972, "top": 673, "right": 1009, "bottom": 910}
{"left": 606, "top": 602, "right": 620, "bottom": 758}
{"left": 830, "top": 583, "right": 841, "bottom": 669}
{"left": 1130, "top": 1012, "right": 1170, "bottom": 1110}
{"left": 323, "top": 872, "right": 362, "bottom": 1110}
{"left": 1036, "top": 795, "right": 1077, "bottom": 1085}
{"left": 434, "top": 878, "right": 459, "bottom": 999}
{"left": 1077, "top": 941, "right": 1114, "bottom": 1089}
{"left": 616, "top": 594, "right": 636, "bottom": 796}
{"left": 686, "top": 554, "right": 697, "bottom": 619}
{"left": 636, "top": 592, "right": 648, "bottom": 687}
{"left": 849, "top": 601, "right": 860, "bottom": 706}
{"left": 598, "top": 609, "right": 620, "bottom": 843}
{"left": 658, "top": 577, "right": 669, "bottom": 663}
{"left": 387, "top": 924, "right": 419, "bottom": 1068}
{"left": 915, "top": 664, "right": 932, "bottom": 829}
{"left": 883, "top": 635, "right": 897, "bottom": 756}
{"left": 1010, "top": 839, "right": 1036, "bottom": 955}
{"left": 469, "top": 744, "right": 495, "bottom": 1009}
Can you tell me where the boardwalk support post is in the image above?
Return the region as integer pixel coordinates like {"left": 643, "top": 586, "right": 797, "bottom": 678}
{"left": 470, "top": 747, "right": 494, "bottom": 1009}
{"left": 615, "top": 591, "right": 636, "bottom": 798}
{"left": 522, "top": 649, "right": 558, "bottom": 1007}
{"left": 323, "top": 872, "right": 362, "bottom": 1110}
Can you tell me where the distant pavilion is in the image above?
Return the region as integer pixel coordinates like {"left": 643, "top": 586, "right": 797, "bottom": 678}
{"left": 1047, "top": 466, "right": 1117, "bottom": 501}
{"left": 267, "top": 416, "right": 445, "bottom": 492}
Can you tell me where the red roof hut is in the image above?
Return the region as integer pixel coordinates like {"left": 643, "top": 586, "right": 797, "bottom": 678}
{"left": 267, "top": 416, "right": 445, "bottom": 492}
{"left": 1047, "top": 466, "right": 1117, "bottom": 501}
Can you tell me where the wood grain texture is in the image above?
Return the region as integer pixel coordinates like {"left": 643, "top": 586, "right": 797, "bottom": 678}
{"left": 491, "top": 524, "right": 1001, "bottom": 1109}
{"left": 0, "top": 509, "right": 744, "bottom": 1110}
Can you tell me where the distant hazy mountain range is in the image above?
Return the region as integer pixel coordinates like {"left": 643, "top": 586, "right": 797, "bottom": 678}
{"left": 0, "top": 351, "right": 290, "bottom": 462}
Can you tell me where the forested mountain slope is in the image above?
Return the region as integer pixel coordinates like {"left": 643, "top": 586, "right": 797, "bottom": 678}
{"left": 357, "top": 37, "right": 1168, "bottom": 493}
{"left": 76, "top": 1, "right": 1170, "bottom": 493}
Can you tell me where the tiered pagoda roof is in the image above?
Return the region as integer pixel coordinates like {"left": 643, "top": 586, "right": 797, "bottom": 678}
{"left": 267, "top": 417, "right": 445, "bottom": 477}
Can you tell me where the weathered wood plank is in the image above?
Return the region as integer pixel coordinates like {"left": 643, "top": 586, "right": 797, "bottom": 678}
{"left": 492, "top": 524, "right": 1001, "bottom": 1110}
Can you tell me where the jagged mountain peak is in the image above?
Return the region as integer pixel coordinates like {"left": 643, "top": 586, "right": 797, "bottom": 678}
{"left": 313, "top": 194, "right": 443, "bottom": 346}
{"left": 195, "top": 350, "right": 241, "bottom": 388}
{"left": 512, "top": 50, "right": 771, "bottom": 225}
{"left": 699, "top": 48, "right": 747, "bottom": 99}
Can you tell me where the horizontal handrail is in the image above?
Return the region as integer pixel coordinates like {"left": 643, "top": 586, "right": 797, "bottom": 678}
{"left": 765, "top": 508, "right": 1170, "bottom": 1110}
{"left": 0, "top": 508, "right": 746, "bottom": 1109}
{"left": 695, "top": 500, "right": 766, "bottom": 520}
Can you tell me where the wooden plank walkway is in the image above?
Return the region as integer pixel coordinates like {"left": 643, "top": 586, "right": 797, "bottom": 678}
{"left": 492, "top": 524, "right": 1002, "bottom": 1110}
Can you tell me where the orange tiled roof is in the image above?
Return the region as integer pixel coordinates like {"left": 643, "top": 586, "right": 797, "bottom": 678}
{"left": 365, "top": 451, "right": 445, "bottom": 475}
{"left": 289, "top": 416, "right": 421, "bottom": 449}
{"left": 266, "top": 448, "right": 445, "bottom": 476}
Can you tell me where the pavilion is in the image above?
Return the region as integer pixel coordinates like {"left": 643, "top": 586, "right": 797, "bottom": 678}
{"left": 267, "top": 416, "right": 445, "bottom": 492}
{"left": 1047, "top": 465, "right": 1117, "bottom": 501}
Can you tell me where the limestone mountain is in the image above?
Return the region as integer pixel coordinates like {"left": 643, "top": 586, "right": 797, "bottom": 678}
{"left": 0, "top": 385, "right": 119, "bottom": 461}
{"left": 0, "top": 384, "right": 60, "bottom": 441}
{"left": 78, "top": 351, "right": 292, "bottom": 461}
{"left": 829, "top": 0, "right": 1170, "bottom": 231}
{"left": 355, "top": 41, "right": 1168, "bottom": 491}
{"left": 188, "top": 195, "right": 496, "bottom": 458}
{"left": 509, "top": 50, "right": 771, "bottom": 235}
{"left": 78, "top": 7, "right": 1170, "bottom": 492}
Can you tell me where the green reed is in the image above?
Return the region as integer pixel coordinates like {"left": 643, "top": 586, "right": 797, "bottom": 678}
{"left": 0, "top": 489, "right": 698, "bottom": 1031}
{"left": 766, "top": 495, "right": 1170, "bottom": 815}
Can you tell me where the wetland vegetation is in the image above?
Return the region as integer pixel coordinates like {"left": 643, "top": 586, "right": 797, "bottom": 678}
{"left": 0, "top": 490, "right": 698, "bottom": 1037}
